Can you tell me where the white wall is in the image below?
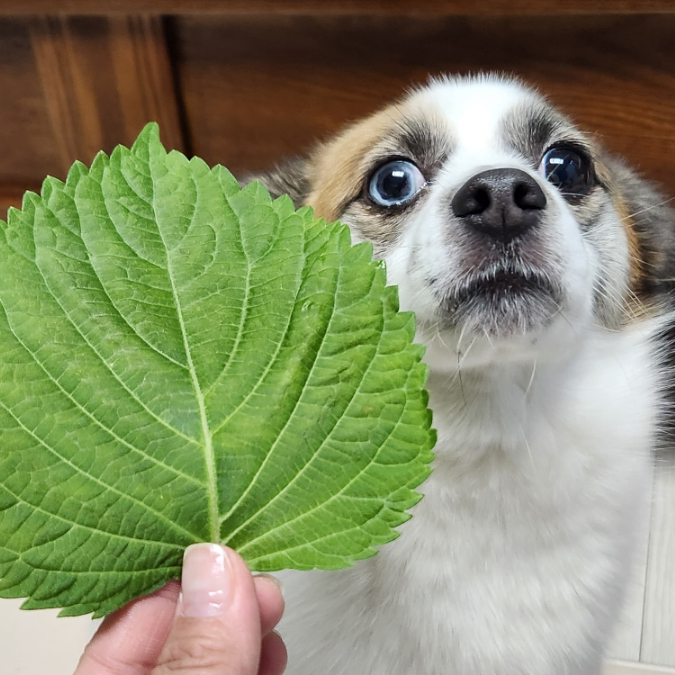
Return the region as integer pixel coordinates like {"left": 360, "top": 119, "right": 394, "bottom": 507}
{"left": 0, "top": 599, "right": 93, "bottom": 675}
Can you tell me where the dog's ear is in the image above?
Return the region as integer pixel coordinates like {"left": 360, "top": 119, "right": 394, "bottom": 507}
{"left": 608, "top": 158, "right": 675, "bottom": 444}
{"left": 605, "top": 156, "right": 675, "bottom": 299}
{"left": 239, "top": 157, "right": 312, "bottom": 208}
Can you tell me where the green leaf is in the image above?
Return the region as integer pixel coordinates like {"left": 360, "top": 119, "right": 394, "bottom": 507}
{"left": 0, "top": 123, "right": 435, "bottom": 618}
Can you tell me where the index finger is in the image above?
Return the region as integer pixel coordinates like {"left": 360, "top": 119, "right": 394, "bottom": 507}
{"left": 253, "top": 575, "right": 284, "bottom": 636}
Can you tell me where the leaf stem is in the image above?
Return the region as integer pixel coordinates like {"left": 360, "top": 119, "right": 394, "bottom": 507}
{"left": 151, "top": 176, "right": 220, "bottom": 543}
{"left": 167, "top": 274, "right": 220, "bottom": 543}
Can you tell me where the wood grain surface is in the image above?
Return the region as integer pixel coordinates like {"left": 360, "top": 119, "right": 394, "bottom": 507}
{"left": 172, "top": 13, "right": 675, "bottom": 196}
{"left": 1, "top": 0, "right": 675, "bottom": 16}
{"left": 0, "top": 19, "right": 63, "bottom": 187}
{"left": 30, "top": 15, "right": 185, "bottom": 174}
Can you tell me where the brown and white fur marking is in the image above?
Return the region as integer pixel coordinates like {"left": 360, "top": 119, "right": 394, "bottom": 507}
{"left": 251, "top": 75, "right": 675, "bottom": 675}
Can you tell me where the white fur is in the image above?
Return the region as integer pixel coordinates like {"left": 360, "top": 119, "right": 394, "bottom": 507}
{"left": 277, "top": 77, "right": 659, "bottom": 675}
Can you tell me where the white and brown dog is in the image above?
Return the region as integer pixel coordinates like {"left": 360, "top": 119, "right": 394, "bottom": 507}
{"left": 251, "top": 75, "right": 675, "bottom": 675}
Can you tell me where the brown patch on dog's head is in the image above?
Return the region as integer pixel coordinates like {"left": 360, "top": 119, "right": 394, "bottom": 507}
{"left": 306, "top": 106, "right": 408, "bottom": 221}
{"left": 601, "top": 155, "right": 675, "bottom": 310}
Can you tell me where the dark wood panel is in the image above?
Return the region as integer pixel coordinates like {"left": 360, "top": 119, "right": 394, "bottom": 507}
{"left": 30, "top": 15, "right": 185, "bottom": 174}
{"left": 1, "top": 0, "right": 675, "bottom": 16}
{"left": 0, "top": 15, "right": 185, "bottom": 220}
{"left": 0, "top": 19, "right": 64, "bottom": 186}
{"left": 173, "top": 13, "right": 675, "bottom": 196}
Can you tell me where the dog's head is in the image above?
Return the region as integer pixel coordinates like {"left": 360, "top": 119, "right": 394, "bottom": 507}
{"left": 252, "top": 75, "right": 675, "bottom": 371}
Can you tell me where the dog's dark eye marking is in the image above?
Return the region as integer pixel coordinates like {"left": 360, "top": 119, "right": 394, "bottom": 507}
{"left": 367, "top": 159, "right": 426, "bottom": 207}
{"left": 539, "top": 145, "right": 594, "bottom": 198}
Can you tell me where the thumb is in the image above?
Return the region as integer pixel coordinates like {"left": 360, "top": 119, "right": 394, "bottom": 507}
{"left": 153, "top": 544, "right": 262, "bottom": 675}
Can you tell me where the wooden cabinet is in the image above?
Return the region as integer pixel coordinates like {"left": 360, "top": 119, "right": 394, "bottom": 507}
{"left": 0, "top": 2, "right": 675, "bottom": 215}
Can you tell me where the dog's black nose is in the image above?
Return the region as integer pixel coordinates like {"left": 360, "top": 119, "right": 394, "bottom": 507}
{"left": 451, "top": 168, "right": 547, "bottom": 242}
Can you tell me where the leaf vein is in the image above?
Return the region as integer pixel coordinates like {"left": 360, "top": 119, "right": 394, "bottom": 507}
{"left": 0, "top": 399, "right": 200, "bottom": 544}
{"left": 3, "top": 320, "right": 203, "bottom": 488}
{"left": 30, "top": 248, "right": 197, "bottom": 443}
{"left": 148, "top": 173, "right": 220, "bottom": 543}
{"left": 217, "top": 276, "right": 342, "bottom": 527}
{"left": 234, "top": 386, "right": 410, "bottom": 555}
{"left": 206, "top": 244, "right": 307, "bottom": 429}
{"left": 220, "top": 267, "right": 381, "bottom": 538}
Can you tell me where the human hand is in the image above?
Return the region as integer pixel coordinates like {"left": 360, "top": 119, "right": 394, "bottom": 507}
{"left": 74, "top": 544, "right": 286, "bottom": 675}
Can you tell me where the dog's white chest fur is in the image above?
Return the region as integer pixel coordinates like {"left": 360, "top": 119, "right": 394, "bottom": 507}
{"left": 278, "top": 328, "right": 656, "bottom": 675}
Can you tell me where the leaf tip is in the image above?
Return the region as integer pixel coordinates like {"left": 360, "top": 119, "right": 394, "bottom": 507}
{"left": 40, "top": 175, "right": 63, "bottom": 202}
{"left": 137, "top": 121, "right": 161, "bottom": 144}
{"left": 296, "top": 204, "right": 315, "bottom": 221}
{"left": 20, "top": 189, "right": 40, "bottom": 212}
{"left": 213, "top": 164, "right": 240, "bottom": 195}
{"left": 240, "top": 179, "right": 273, "bottom": 204}
{"left": 130, "top": 121, "right": 166, "bottom": 162}
{"left": 89, "top": 150, "right": 111, "bottom": 179}
{"left": 4, "top": 205, "right": 18, "bottom": 224}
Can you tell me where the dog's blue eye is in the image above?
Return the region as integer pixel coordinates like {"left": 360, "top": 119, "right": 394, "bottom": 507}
{"left": 540, "top": 146, "right": 593, "bottom": 197}
{"left": 368, "top": 160, "right": 426, "bottom": 207}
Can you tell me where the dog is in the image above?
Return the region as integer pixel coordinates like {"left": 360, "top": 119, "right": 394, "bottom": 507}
{"left": 250, "top": 74, "right": 675, "bottom": 675}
